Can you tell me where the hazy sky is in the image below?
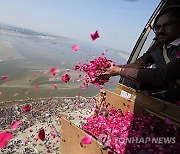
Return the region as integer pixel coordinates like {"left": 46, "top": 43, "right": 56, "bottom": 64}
{"left": 0, "top": 0, "right": 160, "bottom": 52}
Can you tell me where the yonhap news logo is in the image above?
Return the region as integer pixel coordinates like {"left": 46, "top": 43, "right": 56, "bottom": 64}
{"left": 118, "top": 137, "right": 176, "bottom": 144}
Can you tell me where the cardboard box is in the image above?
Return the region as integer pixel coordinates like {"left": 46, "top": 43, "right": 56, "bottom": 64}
{"left": 60, "top": 84, "right": 180, "bottom": 154}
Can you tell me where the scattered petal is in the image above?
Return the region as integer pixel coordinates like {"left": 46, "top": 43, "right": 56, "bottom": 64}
{"left": 91, "top": 30, "right": 99, "bottom": 41}
{"left": 1, "top": 76, "right": 9, "bottom": 81}
{"left": 76, "top": 78, "right": 81, "bottom": 83}
{"left": 43, "top": 72, "right": 48, "bottom": 76}
{"left": 72, "top": 45, "right": 80, "bottom": 51}
{"left": 38, "top": 128, "right": 45, "bottom": 141}
{"left": 49, "top": 67, "right": 59, "bottom": 76}
{"left": 53, "top": 84, "right": 58, "bottom": 89}
{"left": 81, "top": 135, "right": 92, "bottom": 144}
{"left": 101, "top": 52, "right": 105, "bottom": 55}
{"left": 22, "top": 104, "right": 31, "bottom": 112}
{"left": 0, "top": 131, "right": 13, "bottom": 149}
{"left": 10, "top": 121, "right": 22, "bottom": 130}
{"left": 34, "top": 84, "right": 39, "bottom": 93}
{"left": 32, "top": 74, "right": 37, "bottom": 77}
{"left": 61, "top": 74, "right": 71, "bottom": 83}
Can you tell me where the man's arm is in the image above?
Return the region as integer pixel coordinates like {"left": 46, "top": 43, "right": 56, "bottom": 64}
{"left": 119, "top": 58, "right": 180, "bottom": 86}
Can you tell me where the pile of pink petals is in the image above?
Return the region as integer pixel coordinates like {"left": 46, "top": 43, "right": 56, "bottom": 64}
{"left": 82, "top": 108, "right": 179, "bottom": 153}
{"left": 74, "top": 57, "right": 114, "bottom": 89}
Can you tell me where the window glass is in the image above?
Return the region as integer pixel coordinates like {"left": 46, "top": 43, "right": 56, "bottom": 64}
{"left": 138, "top": 30, "right": 156, "bottom": 58}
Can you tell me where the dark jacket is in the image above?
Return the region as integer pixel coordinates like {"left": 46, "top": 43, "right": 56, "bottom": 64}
{"left": 118, "top": 43, "right": 180, "bottom": 103}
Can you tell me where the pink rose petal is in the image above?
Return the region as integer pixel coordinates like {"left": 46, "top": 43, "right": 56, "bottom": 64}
{"left": 101, "top": 52, "right": 105, "bottom": 55}
{"left": 61, "top": 74, "right": 71, "bottom": 83}
{"left": 91, "top": 30, "right": 99, "bottom": 41}
{"left": 43, "top": 72, "right": 48, "bottom": 76}
{"left": 74, "top": 103, "right": 79, "bottom": 109}
{"left": 38, "top": 128, "right": 45, "bottom": 141}
{"left": 72, "top": 45, "right": 80, "bottom": 51}
{"left": 0, "top": 131, "right": 13, "bottom": 149}
{"left": 22, "top": 104, "right": 31, "bottom": 112}
{"left": 10, "top": 121, "right": 22, "bottom": 130}
{"left": 53, "top": 84, "right": 58, "bottom": 89}
{"left": 81, "top": 135, "right": 92, "bottom": 144}
{"left": 34, "top": 84, "right": 39, "bottom": 93}
{"left": 1, "top": 76, "right": 9, "bottom": 81}
{"left": 32, "top": 74, "right": 37, "bottom": 77}
{"left": 49, "top": 67, "right": 59, "bottom": 76}
{"left": 76, "top": 78, "right": 81, "bottom": 83}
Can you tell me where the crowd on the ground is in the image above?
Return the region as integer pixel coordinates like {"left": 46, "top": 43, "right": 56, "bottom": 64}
{"left": 0, "top": 97, "right": 96, "bottom": 153}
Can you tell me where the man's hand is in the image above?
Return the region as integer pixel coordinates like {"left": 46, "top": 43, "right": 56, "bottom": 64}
{"left": 99, "top": 65, "right": 121, "bottom": 78}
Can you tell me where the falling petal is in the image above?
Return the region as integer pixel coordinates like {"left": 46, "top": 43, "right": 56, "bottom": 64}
{"left": 49, "top": 67, "right": 59, "bottom": 76}
{"left": 43, "top": 72, "right": 48, "bottom": 76}
{"left": 81, "top": 135, "right": 92, "bottom": 144}
{"left": 32, "top": 74, "right": 37, "bottom": 77}
{"left": 1, "top": 76, "right": 9, "bottom": 81}
{"left": 101, "top": 52, "right": 105, "bottom": 55}
{"left": 22, "top": 104, "right": 31, "bottom": 112}
{"left": 74, "top": 103, "right": 79, "bottom": 109}
{"left": 49, "top": 77, "right": 54, "bottom": 81}
{"left": 34, "top": 84, "right": 39, "bottom": 93}
{"left": 61, "top": 74, "right": 71, "bottom": 83}
{"left": 76, "top": 78, "right": 81, "bottom": 83}
{"left": 72, "top": 45, "right": 80, "bottom": 51}
{"left": 53, "top": 84, "right": 58, "bottom": 89}
{"left": 0, "top": 131, "right": 13, "bottom": 149}
{"left": 91, "top": 30, "right": 99, "bottom": 41}
{"left": 38, "top": 128, "right": 45, "bottom": 141}
{"left": 10, "top": 121, "right": 22, "bottom": 130}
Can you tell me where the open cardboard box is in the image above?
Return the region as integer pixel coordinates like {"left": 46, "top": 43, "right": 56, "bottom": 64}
{"left": 60, "top": 84, "right": 180, "bottom": 154}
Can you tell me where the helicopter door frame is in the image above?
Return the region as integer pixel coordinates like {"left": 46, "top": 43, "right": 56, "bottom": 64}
{"left": 119, "top": 0, "right": 167, "bottom": 83}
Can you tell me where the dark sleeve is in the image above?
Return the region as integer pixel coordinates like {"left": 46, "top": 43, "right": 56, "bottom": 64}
{"left": 119, "top": 58, "right": 180, "bottom": 86}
